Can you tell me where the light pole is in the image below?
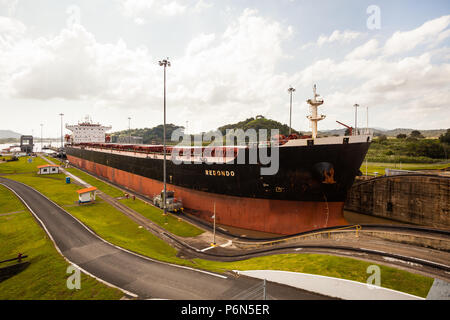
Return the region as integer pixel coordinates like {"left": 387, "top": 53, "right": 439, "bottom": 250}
{"left": 354, "top": 104, "right": 359, "bottom": 136}
{"left": 128, "top": 117, "right": 131, "bottom": 144}
{"left": 159, "top": 58, "right": 171, "bottom": 216}
{"left": 40, "top": 124, "right": 43, "bottom": 152}
{"left": 59, "top": 113, "right": 64, "bottom": 150}
{"left": 288, "top": 87, "right": 296, "bottom": 135}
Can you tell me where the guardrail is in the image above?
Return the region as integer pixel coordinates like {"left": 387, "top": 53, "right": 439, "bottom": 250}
{"left": 0, "top": 253, "right": 28, "bottom": 264}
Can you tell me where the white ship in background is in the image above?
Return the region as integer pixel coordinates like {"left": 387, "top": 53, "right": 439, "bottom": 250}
{"left": 65, "top": 116, "right": 111, "bottom": 144}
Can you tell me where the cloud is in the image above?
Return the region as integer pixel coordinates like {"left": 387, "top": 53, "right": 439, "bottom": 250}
{"left": 383, "top": 15, "right": 450, "bottom": 56}
{"left": 119, "top": 0, "right": 212, "bottom": 23}
{"left": 0, "top": 10, "right": 449, "bottom": 131}
{"left": 0, "top": 0, "right": 18, "bottom": 16}
{"left": 0, "top": 8, "right": 295, "bottom": 125}
{"left": 301, "top": 29, "right": 363, "bottom": 50}
{"left": 345, "top": 39, "right": 379, "bottom": 60}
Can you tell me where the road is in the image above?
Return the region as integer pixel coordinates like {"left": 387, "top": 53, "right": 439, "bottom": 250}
{"left": 0, "top": 177, "right": 331, "bottom": 300}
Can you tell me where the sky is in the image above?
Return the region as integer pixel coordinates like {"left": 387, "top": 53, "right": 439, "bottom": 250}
{"left": 0, "top": 0, "right": 449, "bottom": 138}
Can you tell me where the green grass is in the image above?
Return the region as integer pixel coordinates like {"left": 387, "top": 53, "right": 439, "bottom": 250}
{"left": 0, "top": 185, "right": 25, "bottom": 213}
{"left": 64, "top": 165, "right": 202, "bottom": 237}
{"left": 120, "top": 198, "right": 204, "bottom": 237}
{"left": 4, "top": 173, "right": 187, "bottom": 267}
{"left": 192, "top": 254, "right": 434, "bottom": 298}
{"left": 361, "top": 162, "right": 450, "bottom": 176}
{"left": 0, "top": 156, "right": 48, "bottom": 174}
{"left": 1, "top": 164, "right": 435, "bottom": 298}
{"left": 0, "top": 187, "right": 123, "bottom": 299}
{"left": 65, "top": 167, "right": 124, "bottom": 198}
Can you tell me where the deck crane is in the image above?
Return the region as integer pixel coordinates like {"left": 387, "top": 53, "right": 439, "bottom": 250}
{"left": 336, "top": 121, "right": 353, "bottom": 136}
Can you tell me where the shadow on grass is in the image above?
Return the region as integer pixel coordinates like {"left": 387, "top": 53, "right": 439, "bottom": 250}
{"left": 0, "top": 262, "right": 31, "bottom": 283}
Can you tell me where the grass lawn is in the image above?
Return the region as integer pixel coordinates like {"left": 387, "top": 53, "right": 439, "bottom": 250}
{"left": 0, "top": 184, "right": 25, "bottom": 213}
{"left": 0, "top": 156, "right": 48, "bottom": 174}
{"left": 4, "top": 173, "right": 187, "bottom": 267}
{"left": 65, "top": 167, "right": 124, "bottom": 198}
{"left": 360, "top": 162, "right": 449, "bottom": 176}
{"left": 0, "top": 185, "right": 123, "bottom": 300}
{"left": 120, "top": 198, "right": 204, "bottom": 237}
{"left": 1, "top": 165, "right": 435, "bottom": 298}
{"left": 193, "top": 254, "right": 434, "bottom": 298}
{"left": 64, "top": 165, "right": 203, "bottom": 237}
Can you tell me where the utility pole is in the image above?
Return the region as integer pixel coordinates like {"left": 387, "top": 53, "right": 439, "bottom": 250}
{"left": 159, "top": 58, "right": 171, "bottom": 216}
{"left": 40, "top": 124, "right": 43, "bottom": 152}
{"left": 212, "top": 202, "right": 216, "bottom": 246}
{"left": 354, "top": 104, "right": 359, "bottom": 136}
{"left": 366, "top": 105, "right": 369, "bottom": 135}
{"left": 128, "top": 117, "right": 131, "bottom": 144}
{"left": 287, "top": 87, "right": 295, "bottom": 135}
{"left": 59, "top": 113, "right": 64, "bottom": 151}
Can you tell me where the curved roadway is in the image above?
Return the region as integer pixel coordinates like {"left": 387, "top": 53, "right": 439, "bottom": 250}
{"left": 0, "top": 177, "right": 330, "bottom": 300}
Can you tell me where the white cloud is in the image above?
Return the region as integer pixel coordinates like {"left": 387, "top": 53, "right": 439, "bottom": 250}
{"left": 383, "top": 15, "right": 450, "bottom": 56}
{"left": 301, "top": 29, "right": 362, "bottom": 50}
{"left": 345, "top": 39, "right": 379, "bottom": 60}
{"left": 0, "top": 8, "right": 295, "bottom": 130}
{"left": 119, "top": 0, "right": 212, "bottom": 23}
{"left": 0, "top": 10, "right": 449, "bottom": 132}
{"left": 0, "top": 0, "right": 18, "bottom": 16}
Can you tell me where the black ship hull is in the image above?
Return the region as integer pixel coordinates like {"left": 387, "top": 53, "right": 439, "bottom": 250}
{"left": 66, "top": 139, "right": 370, "bottom": 234}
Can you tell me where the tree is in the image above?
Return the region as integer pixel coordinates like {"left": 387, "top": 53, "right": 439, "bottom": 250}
{"left": 396, "top": 134, "right": 407, "bottom": 139}
{"left": 439, "top": 129, "right": 450, "bottom": 144}
{"left": 410, "top": 130, "right": 424, "bottom": 138}
{"left": 378, "top": 135, "right": 387, "bottom": 142}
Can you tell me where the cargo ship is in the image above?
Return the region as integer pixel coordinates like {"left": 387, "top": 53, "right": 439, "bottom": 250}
{"left": 65, "top": 87, "right": 372, "bottom": 235}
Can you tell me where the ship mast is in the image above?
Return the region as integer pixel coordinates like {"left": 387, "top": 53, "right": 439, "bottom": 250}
{"left": 306, "top": 85, "right": 326, "bottom": 139}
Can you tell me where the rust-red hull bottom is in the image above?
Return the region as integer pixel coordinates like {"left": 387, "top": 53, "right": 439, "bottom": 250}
{"left": 67, "top": 155, "right": 348, "bottom": 235}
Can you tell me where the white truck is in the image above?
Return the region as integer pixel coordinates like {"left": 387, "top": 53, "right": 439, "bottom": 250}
{"left": 153, "top": 190, "right": 183, "bottom": 213}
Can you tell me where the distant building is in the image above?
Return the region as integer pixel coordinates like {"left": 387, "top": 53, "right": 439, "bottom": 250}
{"left": 37, "top": 164, "right": 60, "bottom": 175}
{"left": 20, "top": 135, "right": 33, "bottom": 153}
{"left": 117, "top": 136, "right": 143, "bottom": 144}
{"left": 66, "top": 117, "right": 112, "bottom": 144}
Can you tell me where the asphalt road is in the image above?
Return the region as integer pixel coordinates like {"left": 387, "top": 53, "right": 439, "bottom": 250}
{"left": 0, "top": 177, "right": 331, "bottom": 300}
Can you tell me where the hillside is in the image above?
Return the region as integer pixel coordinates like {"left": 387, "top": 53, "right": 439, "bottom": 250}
{"left": 218, "top": 116, "right": 300, "bottom": 136}
{"left": 0, "top": 130, "right": 21, "bottom": 139}
{"left": 111, "top": 124, "right": 184, "bottom": 144}
{"left": 110, "top": 116, "right": 448, "bottom": 145}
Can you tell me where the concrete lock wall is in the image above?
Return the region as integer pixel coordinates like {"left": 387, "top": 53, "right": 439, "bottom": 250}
{"left": 345, "top": 175, "right": 450, "bottom": 229}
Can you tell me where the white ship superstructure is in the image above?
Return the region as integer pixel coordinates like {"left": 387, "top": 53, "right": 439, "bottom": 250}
{"left": 66, "top": 116, "right": 112, "bottom": 144}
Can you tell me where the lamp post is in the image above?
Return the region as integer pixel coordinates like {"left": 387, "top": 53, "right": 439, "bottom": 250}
{"left": 353, "top": 104, "right": 359, "bottom": 136}
{"left": 40, "top": 124, "right": 43, "bottom": 152}
{"left": 288, "top": 87, "right": 296, "bottom": 135}
{"left": 128, "top": 117, "right": 131, "bottom": 144}
{"left": 159, "top": 58, "right": 171, "bottom": 216}
{"left": 59, "top": 113, "right": 64, "bottom": 151}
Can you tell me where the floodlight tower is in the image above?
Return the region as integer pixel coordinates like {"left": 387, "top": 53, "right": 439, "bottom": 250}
{"left": 128, "top": 117, "right": 131, "bottom": 143}
{"left": 159, "top": 58, "right": 171, "bottom": 216}
{"left": 354, "top": 104, "right": 359, "bottom": 136}
{"left": 288, "top": 87, "right": 296, "bottom": 135}
{"left": 59, "top": 113, "right": 64, "bottom": 149}
{"left": 306, "top": 85, "right": 325, "bottom": 139}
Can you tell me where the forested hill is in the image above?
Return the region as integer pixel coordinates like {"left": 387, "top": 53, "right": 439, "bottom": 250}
{"left": 112, "top": 124, "right": 183, "bottom": 144}
{"left": 111, "top": 116, "right": 299, "bottom": 144}
{"left": 217, "top": 116, "right": 300, "bottom": 136}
